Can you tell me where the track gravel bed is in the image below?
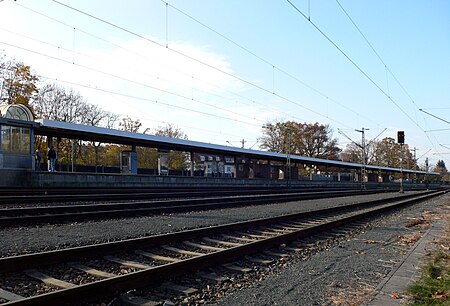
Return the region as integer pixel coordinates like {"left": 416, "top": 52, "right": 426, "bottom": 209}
{"left": 0, "top": 192, "right": 412, "bottom": 258}
{"left": 208, "top": 194, "right": 449, "bottom": 306}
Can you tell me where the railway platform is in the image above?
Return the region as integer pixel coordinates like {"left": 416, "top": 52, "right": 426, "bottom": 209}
{"left": 0, "top": 169, "right": 434, "bottom": 189}
{"left": 366, "top": 218, "right": 447, "bottom": 305}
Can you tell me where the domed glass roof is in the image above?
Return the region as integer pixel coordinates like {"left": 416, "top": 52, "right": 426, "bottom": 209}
{"left": 0, "top": 104, "right": 34, "bottom": 121}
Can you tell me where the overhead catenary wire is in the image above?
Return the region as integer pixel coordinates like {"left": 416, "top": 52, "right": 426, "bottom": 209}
{"left": 48, "top": 0, "right": 355, "bottom": 129}
{"left": 162, "top": 0, "right": 381, "bottom": 127}
{"left": 3, "top": 38, "right": 261, "bottom": 125}
{"left": 286, "top": 0, "right": 441, "bottom": 160}
{"left": 9, "top": 0, "right": 315, "bottom": 126}
{"left": 6, "top": 2, "right": 277, "bottom": 120}
{"left": 334, "top": 0, "right": 440, "bottom": 152}
{"left": 0, "top": 41, "right": 263, "bottom": 129}
{"left": 286, "top": 0, "right": 422, "bottom": 131}
{"left": 41, "top": 77, "right": 249, "bottom": 141}
{"left": 1, "top": 1, "right": 442, "bottom": 165}
{"left": 419, "top": 109, "right": 450, "bottom": 126}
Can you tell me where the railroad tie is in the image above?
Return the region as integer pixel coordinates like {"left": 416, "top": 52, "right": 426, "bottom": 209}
{"left": 161, "top": 245, "right": 204, "bottom": 257}
{"left": 160, "top": 282, "right": 198, "bottom": 295}
{"left": 119, "top": 294, "right": 159, "bottom": 306}
{"left": 183, "top": 241, "right": 226, "bottom": 251}
{"left": 271, "top": 224, "right": 301, "bottom": 231}
{"left": 221, "top": 234, "right": 256, "bottom": 243}
{"left": 279, "top": 222, "right": 304, "bottom": 229}
{"left": 280, "top": 246, "right": 303, "bottom": 252}
{"left": 197, "top": 272, "right": 229, "bottom": 283}
{"left": 260, "top": 226, "right": 288, "bottom": 233}
{"left": 251, "top": 229, "right": 279, "bottom": 236}
{"left": 245, "top": 256, "right": 273, "bottom": 265}
{"left": 68, "top": 262, "right": 116, "bottom": 279}
{"left": 202, "top": 237, "right": 242, "bottom": 247}
{"left": 285, "top": 220, "right": 308, "bottom": 227}
{"left": 263, "top": 250, "right": 289, "bottom": 258}
{"left": 0, "top": 288, "right": 23, "bottom": 302}
{"left": 235, "top": 231, "right": 267, "bottom": 239}
{"left": 222, "top": 263, "right": 252, "bottom": 273}
{"left": 135, "top": 250, "right": 180, "bottom": 263}
{"left": 103, "top": 256, "right": 152, "bottom": 270}
{"left": 24, "top": 269, "right": 77, "bottom": 289}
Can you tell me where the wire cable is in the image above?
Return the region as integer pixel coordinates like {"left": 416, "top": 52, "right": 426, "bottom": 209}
{"left": 9, "top": 0, "right": 315, "bottom": 126}
{"left": 0, "top": 41, "right": 263, "bottom": 129}
{"left": 49, "top": 0, "right": 354, "bottom": 129}
{"left": 286, "top": 0, "right": 422, "bottom": 128}
{"left": 286, "top": 0, "right": 441, "bottom": 157}
{"left": 163, "top": 0, "right": 380, "bottom": 127}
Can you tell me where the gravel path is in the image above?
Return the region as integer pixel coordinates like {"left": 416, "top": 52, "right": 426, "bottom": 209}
{"left": 209, "top": 193, "right": 449, "bottom": 306}
{"left": 0, "top": 192, "right": 415, "bottom": 258}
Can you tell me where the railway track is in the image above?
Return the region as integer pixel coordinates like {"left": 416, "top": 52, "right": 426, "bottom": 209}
{"left": 0, "top": 190, "right": 387, "bottom": 227}
{"left": 0, "top": 187, "right": 381, "bottom": 205}
{"left": 0, "top": 186, "right": 419, "bottom": 206}
{"left": 0, "top": 189, "right": 445, "bottom": 305}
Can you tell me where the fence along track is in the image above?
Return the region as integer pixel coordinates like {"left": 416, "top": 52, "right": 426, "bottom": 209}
{"left": 0, "top": 190, "right": 445, "bottom": 305}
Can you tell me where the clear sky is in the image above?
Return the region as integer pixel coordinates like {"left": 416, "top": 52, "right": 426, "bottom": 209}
{"left": 0, "top": 0, "right": 449, "bottom": 169}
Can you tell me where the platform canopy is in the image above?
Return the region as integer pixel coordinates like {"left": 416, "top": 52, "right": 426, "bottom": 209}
{"left": 35, "top": 118, "right": 438, "bottom": 176}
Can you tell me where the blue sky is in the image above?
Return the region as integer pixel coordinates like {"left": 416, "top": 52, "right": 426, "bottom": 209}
{"left": 0, "top": 0, "right": 449, "bottom": 168}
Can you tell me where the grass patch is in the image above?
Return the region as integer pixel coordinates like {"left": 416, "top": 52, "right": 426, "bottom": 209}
{"left": 407, "top": 209, "right": 450, "bottom": 306}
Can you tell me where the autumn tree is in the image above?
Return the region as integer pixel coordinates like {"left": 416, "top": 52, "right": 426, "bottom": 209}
{"left": 341, "top": 136, "right": 415, "bottom": 170}
{"left": 259, "top": 120, "right": 341, "bottom": 160}
{"left": 32, "top": 83, "right": 87, "bottom": 123}
{"left": 32, "top": 83, "right": 120, "bottom": 167}
{"left": 434, "top": 160, "right": 449, "bottom": 181}
{"left": 155, "top": 123, "right": 188, "bottom": 140}
{"left": 119, "top": 116, "right": 142, "bottom": 133}
{"left": 155, "top": 123, "right": 189, "bottom": 171}
{"left": 0, "top": 55, "right": 39, "bottom": 106}
{"left": 258, "top": 121, "right": 286, "bottom": 153}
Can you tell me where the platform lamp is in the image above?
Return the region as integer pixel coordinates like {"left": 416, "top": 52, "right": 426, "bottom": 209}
{"left": 397, "top": 131, "right": 405, "bottom": 193}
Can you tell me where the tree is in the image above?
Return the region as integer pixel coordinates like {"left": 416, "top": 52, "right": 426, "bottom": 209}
{"left": 119, "top": 116, "right": 142, "bottom": 133}
{"left": 32, "top": 83, "right": 86, "bottom": 123}
{"left": 154, "top": 123, "right": 189, "bottom": 171}
{"left": 0, "top": 56, "right": 39, "bottom": 106}
{"left": 341, "top": 136, "right": 415, "bottom": 170}
{"left": 435, "top": 160, "right": 447, "bottom": 172}
{"left": 32, "top": 83, "right": 120, "bottom": 167}
{"left": 258, "top": 121, "right": 286, "bottom": 153}
{"left": 259, "top": 120, "right": 341, "bottom": 159}
{"left": 154, "top": 123, "right": 188, "bottom": 140}
{"left": 434, "top": 160, "right": 449, "bottom": 181}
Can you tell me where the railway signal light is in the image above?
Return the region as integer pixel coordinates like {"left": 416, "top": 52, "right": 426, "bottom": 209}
{"left": 397, "top": 131, "right": 405, "bottom": 144}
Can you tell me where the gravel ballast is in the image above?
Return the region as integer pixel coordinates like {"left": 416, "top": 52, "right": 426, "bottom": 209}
{"left": 209, "top": 193, "right": 449, "bottom": 306}
{"left": 0, "top": 191, "right": 448, "bottom": 306}
{"left": 0, "top": 192, "right": 419, "bottom": 258}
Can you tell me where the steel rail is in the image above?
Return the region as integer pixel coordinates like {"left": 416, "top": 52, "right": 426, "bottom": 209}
{"left": 0, "top": 190, "right": 439, "bottom": 272}
{"left": 0, "top": 189, "right": 384, "bottom": 227}
{"left": 0, "top": 187, "right": 362, "bottom": 204}
{"left": 0, "top": 190, "right": 444, "bottom": 305}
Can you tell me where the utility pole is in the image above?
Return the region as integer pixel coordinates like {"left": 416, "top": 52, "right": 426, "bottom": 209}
{"left": 227, "top": 139, "right": 246, "bottom": 149}
{"left": 399, "top": 143, "right": 404, "bottom": 193}
{"left": 355, "top": 128, "right": 369, "bottom": 190}
{"left": 286, "top": 127, "right": 292, "bottom": 187}
{"left": 413, "top": 147, "right": 418, "bottom": 187}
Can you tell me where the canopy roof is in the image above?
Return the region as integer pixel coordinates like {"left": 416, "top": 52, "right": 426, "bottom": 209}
{"left": 34, "top": 118, "right": 438, "bottom": 176}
